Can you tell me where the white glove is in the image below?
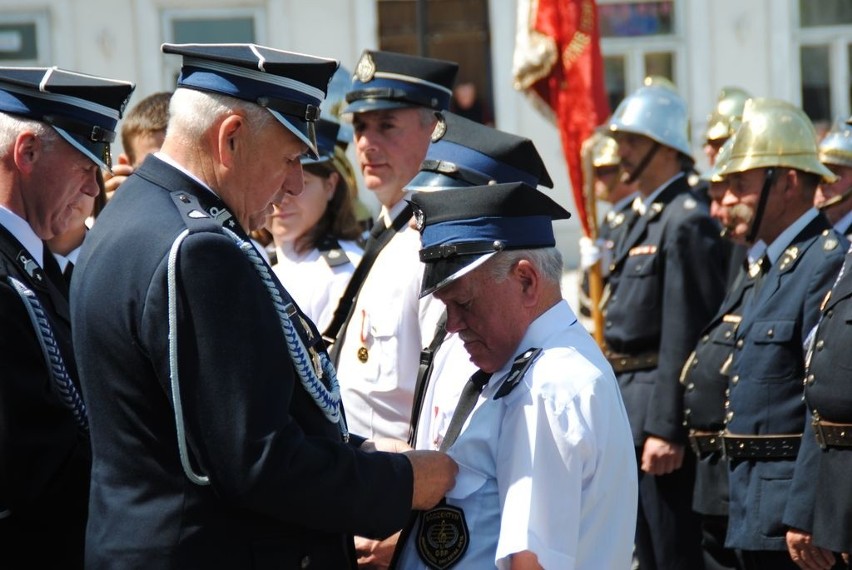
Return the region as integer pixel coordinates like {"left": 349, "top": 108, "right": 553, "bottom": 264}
{"left": 579, "top": 236, "right": 603, "bottom": 271}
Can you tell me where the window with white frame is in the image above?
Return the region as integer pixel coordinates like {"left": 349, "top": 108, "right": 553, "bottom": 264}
{"left": 598, "top": 0, "right": 683, "bottom": 110}
{"left": 798, "top": 0, "right": 852, "bottom": 130}
{"left": 0, "top": 11, "right": 50, "bottom": 65}
{"left": 160, "top": 7, "right": 265, "bottom": 88}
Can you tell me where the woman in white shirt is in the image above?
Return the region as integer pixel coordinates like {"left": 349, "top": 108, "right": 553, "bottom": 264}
{"left": 269, "top": 119, "right": 364, "bottom": 331}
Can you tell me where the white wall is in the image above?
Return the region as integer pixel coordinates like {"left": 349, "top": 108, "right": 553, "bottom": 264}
{"left": 0, "top": 0, "right": 809, "bottom": 266}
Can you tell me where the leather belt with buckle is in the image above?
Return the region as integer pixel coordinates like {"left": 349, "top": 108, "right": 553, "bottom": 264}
{"left": 721, "top": 434, "right": 802, "bottom": 460}
{"left": 605, "top": 350, "right": 659, "bottom": 374}
{"left": 688, "top": 430, "right": 723, "bottom": 457}
{"left": 813, "top": 418, "right": 852, "bottom": 449}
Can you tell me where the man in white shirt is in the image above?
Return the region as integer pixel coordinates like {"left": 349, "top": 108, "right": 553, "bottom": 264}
{"left": 331, "top": 50, "right": 458, "bottom": 442}
{"left": 394, "top": 181, "right": 638, "bottom": 570}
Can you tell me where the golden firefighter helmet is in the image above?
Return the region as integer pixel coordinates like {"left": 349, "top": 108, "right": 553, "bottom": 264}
{"left": 718, "top": 97, "right": 836, "bottom": 182}
{"left": 705, "top": 87, "right": 751, "bottom": 144}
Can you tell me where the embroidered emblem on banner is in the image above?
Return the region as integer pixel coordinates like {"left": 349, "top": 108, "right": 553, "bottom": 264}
{"left": 416, "top": 504, "right": 469, "bottom": 570}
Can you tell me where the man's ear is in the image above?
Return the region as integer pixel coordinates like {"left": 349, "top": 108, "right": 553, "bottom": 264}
{"left": 513, "top": 259, "right": 540, "bottom": 304}
{"left": 217, "top": 114, "right": 244, "bottom": 169}
{"left": 117, "top": 152, "right": 132, "bottom": 166}
{"left": 13, "top": 131, "right": 40, "bottom": 174}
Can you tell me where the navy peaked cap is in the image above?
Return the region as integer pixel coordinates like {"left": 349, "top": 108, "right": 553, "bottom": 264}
{"left": 0, "top": 66, "right": 134, "bottom": 170}
{"left": 410, "top": 181, "right": 571, "bottom": 296}
{"left": 407, "top": 111, "right": 554, "bottom": 191}
{"left": 344, "top": 50, "right": 458, "bottom": 114}
{"left": 162, "top": 43, "right": 338, "bottom": 159}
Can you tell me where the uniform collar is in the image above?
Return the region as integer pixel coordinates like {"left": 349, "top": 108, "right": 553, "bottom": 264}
{"left": 154, "top": 150, "right": 221, "bottom": 200}
{"left": 487, "top": 301, "right": 574, "bottom": 389}
{"left": 380, "top": 190, "right": 414, "bottom": 228}
{"left": 747, "top": 240, "right": 767, "bottom": 265}
{"left": 765, "top": 208, "right": 819, "bottom": 265}
{"left": 0, "top": 205, "right": 42, "bottom": 267}
{"left": 641, "top": 172, "right": 684, "bottom": 211}
{"left": 612, "top": 191, "right": 638, "bottom": 213}
{"left": 834, "top": 208, "right": 852, "bottom": 236}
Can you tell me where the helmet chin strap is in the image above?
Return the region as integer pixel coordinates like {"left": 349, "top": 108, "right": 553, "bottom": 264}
{"left": 817, "top": 184, "right": 852, "bottom": 211}
{"left": 745, "top": 167, "right": 776, "bottom": 244}
{"left": 623, "top": 141, "right": 660, "bottom": 184}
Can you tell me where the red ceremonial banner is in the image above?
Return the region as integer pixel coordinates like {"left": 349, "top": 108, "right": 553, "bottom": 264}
{"left": 513, "top": 0, "right": 609, "bottom": 238}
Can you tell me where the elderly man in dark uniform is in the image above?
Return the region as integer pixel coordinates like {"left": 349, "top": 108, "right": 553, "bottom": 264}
{"left": 71, "top": 44, "right": 457, "bottom": 568}
{"left": 604, "top": 83, "right": 730, "bottom": 570}
{"left": 0, "top": 67, "right": 134, "bottom": 568}
{"left": 715, "top": 98, "right": 846, "bottom": 570}
{"left": 681, "top": 137, "right": 761, "bottom": 570}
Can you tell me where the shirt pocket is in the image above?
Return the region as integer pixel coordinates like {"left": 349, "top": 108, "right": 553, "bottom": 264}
{"left": 747, "top": 319, "right": 798, "bottom": 381}
{"left": 623, "top": 252, "right": 658, "bottom": 279}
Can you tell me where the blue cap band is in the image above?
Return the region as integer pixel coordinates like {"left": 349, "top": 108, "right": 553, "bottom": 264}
{"left": 426, "top": 140, "right": 541, "bottom": 188}
{"left": 421, "top": 215, "right": 555, "bottom": 252}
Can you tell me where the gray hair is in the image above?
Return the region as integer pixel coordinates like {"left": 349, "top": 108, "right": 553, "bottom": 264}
{"left": 486, "top": 247, "right": 563, "bottom": 286}
{"left": 0, "top": 113, "right": 59, "bottom": 155}
{"left": 167, "top": 88, "right": 274, "bottom": 142}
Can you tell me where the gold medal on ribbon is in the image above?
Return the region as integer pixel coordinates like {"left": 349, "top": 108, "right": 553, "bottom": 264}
{"left": 357, "top": 309, "right": 369, "bottom": 363}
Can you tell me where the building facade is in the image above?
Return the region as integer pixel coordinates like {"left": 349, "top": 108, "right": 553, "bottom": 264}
{"left": 2, "top": 0, "right": 850, "bottom": 265}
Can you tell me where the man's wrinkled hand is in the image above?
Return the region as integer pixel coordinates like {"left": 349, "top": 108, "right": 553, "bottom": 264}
{"left": 786, "top": 528, "right": 836, "bottom": 570}
{"left": 640, "top": 436, "right": 684, "bottom": 475}
{"left": 355, "top": 532, "right": 400, "bottom": 569}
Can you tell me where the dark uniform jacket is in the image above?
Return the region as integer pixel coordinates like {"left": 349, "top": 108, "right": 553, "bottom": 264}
{"left": 0, "top": 225, "right": 89, "bottom": 568}
{"left": 790, "top": 242, "right": 852, "bottom": 553}
{"left": 605, "top": 175, "right": 728, "bottom": 445}
{"left": 71, "top": 156, "right": 414, "bottom": 569}
{"left": 725, "top": 214, "right": 846, "bottom": 551}
{"left": 682, "top": 263, "right": 758, "bottom": 516}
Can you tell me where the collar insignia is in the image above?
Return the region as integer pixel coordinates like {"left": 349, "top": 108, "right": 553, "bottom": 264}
{"left": 16, "top": 251, "right": 44, "bottom": 283}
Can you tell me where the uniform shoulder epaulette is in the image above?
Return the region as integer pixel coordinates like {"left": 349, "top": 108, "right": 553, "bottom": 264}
{"left": 316, "top": 235, "right": 351, "bottom": 268}
{"left": 494, "top": 347, "right": 542, "bottom": 399}
{"left": 169, "top": 191, "right": 222, "bottom": 235}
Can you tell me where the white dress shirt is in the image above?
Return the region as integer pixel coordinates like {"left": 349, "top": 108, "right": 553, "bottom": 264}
{"left": 398, "top": 301, "right": 638, "bottom": 570}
